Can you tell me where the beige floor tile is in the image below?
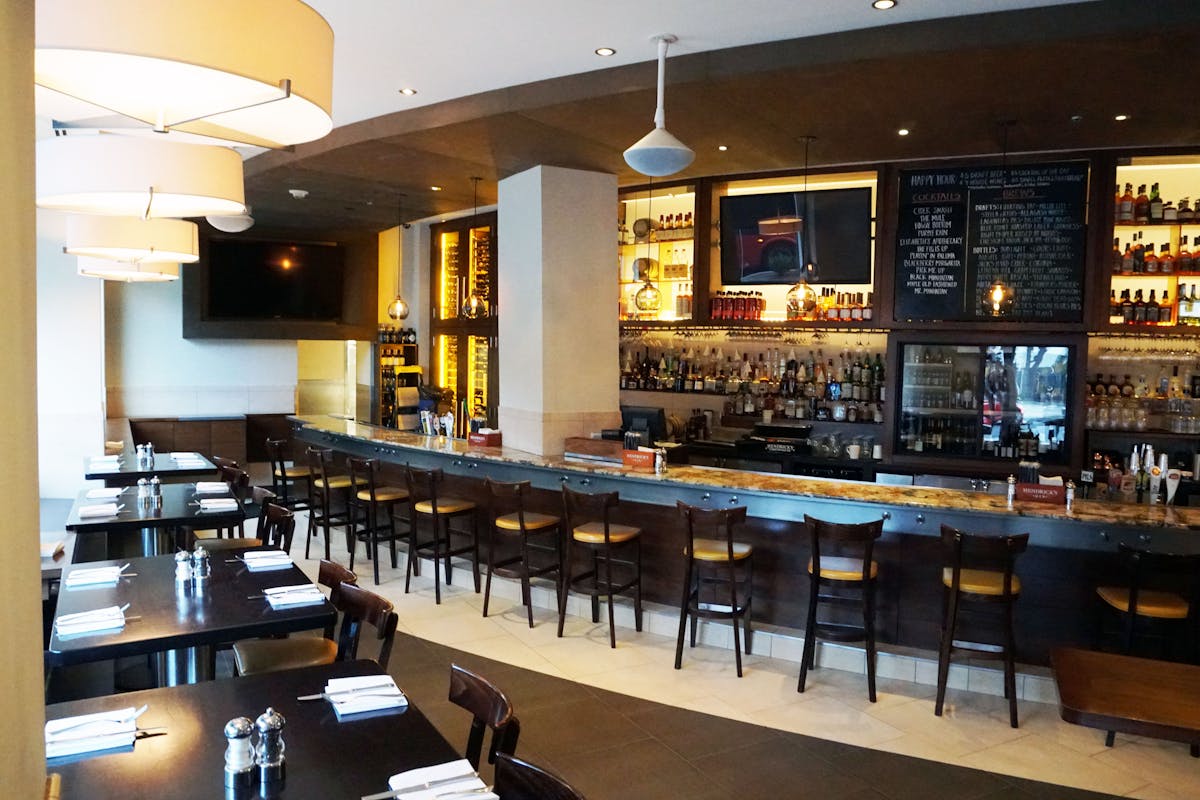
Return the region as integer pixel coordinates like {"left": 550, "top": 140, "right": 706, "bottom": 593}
{"left": 1090, "top": 733, "right": 1200, "bottom": 798}
{"left": 958, "top": 736, "right": 1149, "bottom": 796}
{"left": 862, "top": 689, "right": 1031, "bottom": 758}
{"left": 447, "top": 633, "right": 564, "bottom": 675}
{"left": 1123, "top": 781, "right": 1196, "bottom": 800}
{"left": 755, "top": 694, "right": 908, "bottom": 748}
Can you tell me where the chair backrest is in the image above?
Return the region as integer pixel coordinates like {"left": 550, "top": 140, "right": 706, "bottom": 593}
{"left": 448, "top": 663, "right": 520, "bottom": 770}
{"left": 317, "top": 559, "right": 358, "bottom": 604}
{"left": 222, "top": 466, "right": 251, "bottom": 501}
{"left": 561, "top": 487, "right": 619, "bottom": 542}
{"left": 259, "top": 502, "right": 296, "bottom": 551}
{"left": 251, "top": 486, "right": 277, "bottom": 537}
{"left": 494, "top": 753, "right": 585, "bottom": 800}
{"left": 940, "top": 524, "right": 1028, "bottom": 596}
{"left": 677, "top": 501, "right": 747, "bottom": 559}
{"left": 405, "top": 465, "right": 445, "bottom": 512}
{"left": 212, "top": 455, "right": 240, "bottom": 472}
{"left": 1117, "top": 542, "right": 1200, "bottom": 617}
{"left": 486, "top": 478, "right": 534, "bottom": 529}
{"left": 334, "top": 582, "right": 399, "bottom": 669}
{"left": 804, "top": 515, "right": 884, "bottom": 581}
{"left": 347, "top": 456, "right": 381, "bottom": 500}
{"left": 306, "top": 447, "right": 336, "bottom": 494}
{"left": 266, "top": 438, "right": 294, "bottom": 493}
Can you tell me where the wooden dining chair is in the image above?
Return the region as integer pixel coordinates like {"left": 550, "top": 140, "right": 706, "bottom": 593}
{"left": 266, "top": 437, "right": 311, "bottom": 511}
{"left": 258, "top": 502, "right": 296, "bottom": 552}
{"left": 448, "top": 663, "right": 520, "bottom": 770}
{"left": 250, "top": 486, "right": 277, "bottom": 539}
{"left": 493, "top": 753, "right": 585, "bottom": 800}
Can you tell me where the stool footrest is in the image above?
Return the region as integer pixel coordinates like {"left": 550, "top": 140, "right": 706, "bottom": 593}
{"left": 812, "top": 622, "right": 867, "bottom": 643}
{"left": 949, "top": 638, "right": 1005, "bottom": 655}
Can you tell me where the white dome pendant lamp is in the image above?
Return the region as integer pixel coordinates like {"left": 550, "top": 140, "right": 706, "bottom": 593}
{"left": 623, "top": 34, "right": 694, "bottom": 178}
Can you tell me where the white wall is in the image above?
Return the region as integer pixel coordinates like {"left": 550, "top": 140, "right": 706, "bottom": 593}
{"left": 37, "top": 210, "right": 107, "bottom": 498}
{"left": 104, "top": 278, "right": 297, "bottom": 417}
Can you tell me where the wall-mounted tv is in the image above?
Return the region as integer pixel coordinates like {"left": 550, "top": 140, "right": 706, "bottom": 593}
{"left": 719, "top": 187, "right": 873, "bottom": 285}
{"left": 205, "top": 239, "right": 345, "bottom": 321}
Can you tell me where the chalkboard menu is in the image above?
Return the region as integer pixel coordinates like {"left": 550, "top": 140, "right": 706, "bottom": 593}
{"left": 894, "top": 162, "right": 1089, "bottom": 322}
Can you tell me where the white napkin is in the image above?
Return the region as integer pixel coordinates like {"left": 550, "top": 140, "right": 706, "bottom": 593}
{"left": 242, "top": 550, "right": 293, "bottom": 572}
{"left": 170, "top": 452, "right": 201, "bottom": 460}
{"left": 55, "top": 606, "right": 126, "bottom": 637}
{"left": 64, "top": 566, "right": 124, "bottom": 589}
{"left": 265, "top": 584, "right": 324, "bottom": 609}
{"left": 78, "top": 503, "right": 120, "bottom": 519}
{"left": 86, "top": 488, "right": 124, "bottom": 500}
{"left": 45, "top": 708, "right": 138, "bottom": 758}
{"left": 89, "top": 455, "right": 121, "bottom": 463}
{"left": 325, "top": 675, "right": 407, "bottom": 719}
{"left": 195, "top": 481, "right": 230, "bottom": 494}
{"left": 198, "top": 498, "right": 240, "bottom": 512}
{"left": 387, "top": 759, "right": 496, "bottom": 800}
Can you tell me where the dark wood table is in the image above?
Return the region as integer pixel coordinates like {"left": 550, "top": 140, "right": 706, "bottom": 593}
{"left": 63, "top": 483, "right": 245, "bottom": 557}
{"left": 47, "top": 549, "right": 335, "bottom": 685}
{"left": 84, "top": 452, "right": 217, "bottom": 487}
{"left": 41, "top": 531, "right": 78, "bottom": 586}
{"left": 45, "top": 660, "right": 461, "bottom": 799}
{"left": 1052, "top": 646, "right": 1200, "bottom": 756}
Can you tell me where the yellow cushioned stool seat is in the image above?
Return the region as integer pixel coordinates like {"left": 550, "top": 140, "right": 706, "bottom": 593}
{"left": 414, "top": 497, "right": 475, "bottom": 515}
{"left": 943, "top": 567, "right": 1021, "bottom": 596}
{"left": 233, "top": 636, "right": 337, "bottom": 676}
{"left": 1096, "top": 586, "right": 1189, "bottom": 619}
{"left": 313, "top": 474, "right": 362, "bottom": 490}
{"left": 356, "top": 486, "right": 408, "bottom": 502}
{"left": 808, "top": 556, "right": 878, "bottom": 581}
{"left": 690, "top": 537, "right": 752, "bottom": 561}
{"left": 495, "top": 511, "right": 559, "bottom": 531}
{"left": 275, "top": 464, "right": 311, "bottom": 479}
{"left": 572, "top": 521, "right": 640, "bottom": 544}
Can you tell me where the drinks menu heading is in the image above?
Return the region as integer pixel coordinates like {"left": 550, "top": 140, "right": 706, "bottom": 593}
{"left": 894, "top": 161, "right": 1088, "bottom": 323}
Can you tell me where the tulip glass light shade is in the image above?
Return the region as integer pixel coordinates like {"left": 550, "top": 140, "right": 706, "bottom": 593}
{"left": 982, "top": 281, "right": 1016, "bottom": 317}
{"left": 65, "top": 216, "right": 199, "bottom": 263}
{"left": 461, "top": 292, "right": 488, "bottom": 319}
{"left": 37, "top": 136, "right": 245, "bottom": 218}
{"left": 76, "top": 256, "right": 179, "bottom": 282}
{"left": 35, "top": 0, "right": 333, "bottom": 148}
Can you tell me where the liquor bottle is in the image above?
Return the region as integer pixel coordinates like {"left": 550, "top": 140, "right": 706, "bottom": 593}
{"left": 1133, "top": 289, "right": 1147, "bottom": 324}
{"left": 1107, "top": 374, "right": 1122, "bottom": 397}
{"left": 1179, "top": 236, "right": 1194, "bottom": 274}
{"left": 1120, "top": 289, "right": 1134, "bottom": 324}
{"left": 1121, "top": 239, "right": 1135, "bottom": 274}
{"left": 1121, "top": 375, "right": 1136, "bottom": 397}
{"left": 1159, "top": 243, "right": 1175, "bottom": 274}
{"left": 1093, "top": 373, "right": 1107, "bottom": 396}
{"left": 1149, "top": 182, "right": 1164, "bottom": 222}
{"left": 1179, "top": 198, "right": 1195, "bottom": 223}
{"left": 1163, "top": 198, "right": 1177, "bottom": 222}
{"left": 1109, "top": 290, "right": 1122, "bottom": 325}
{"left": 1159, "top": 290, "right": 1173, "bottom": 325}
{"left": 1179, "top": 285, "right": 1191, "bottom": 323}
{"left": 863, "top": 291, "right": 875, "bottom": 322}
{"left": 1143, "top": 243, "right": 1159, "bottom": 274}
{"left": 1132, "top": 233, "right": 1145, "bottom": 273}
{"left": 1118, "top": 182, "right": 1135, "bottom": 223}
{"left": 1111, "top": 237, "right": 1122, "bottom": 273}
{"left": 1146, "top": 289, "right": 1160, "bottom": 324}
{"left": 1134, "top": 184, "right": 1150, "bottom": 224}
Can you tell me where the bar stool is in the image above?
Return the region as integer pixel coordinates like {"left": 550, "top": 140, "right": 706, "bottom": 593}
{"left": 799, "top": 514, "right": 884, "bottom": 701}
{"left": 675, "top": 501, "right": 753, "bottom": 676}
{"left": 558, "top": 487, "right": 643, "bottom": 648}
{"left": 1095, "top": 543, "right": 1200, "bottom": 660}
{"left": 405, "top": 465, "right": 480, "bottom": 604}
{"left": 483, "top": 478, "right": 563, "bottom": 628}
{"left": 266, "top": 438, "right": 311, "bottom": 511}
{"left": 346, "top": 457, "right": 410, "bottom": 585}
{"left": 305, "top": 447, "right": 361, "bottom": 561}
{"left": 936, "top": 524, "right": 1028, "bottom": 728}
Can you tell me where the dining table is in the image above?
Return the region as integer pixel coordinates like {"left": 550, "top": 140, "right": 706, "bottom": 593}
{"left": 63, "top": 482, "right": 246, "bottom": 558}
{"left": 45, "top": 660, "right": 462, "bottom": 800}
{"left": 84, "top": 452, "right": 218, "bottom": 487}
{"left": 46, "top": 548, "right": 335, "bottom": 686}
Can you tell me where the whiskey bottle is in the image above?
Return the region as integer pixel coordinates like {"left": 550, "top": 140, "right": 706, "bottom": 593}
{"left": 1133, "top": 289, "right": 1147, "bottom": 324}
{"left": 1179, "top": 236, "right": 1194, "bottom": 274}
{"left": 1143, "top": 243, "right": 1159, "bottom": 274}
{"left": 1146, "top": 289, "right": 1160, "bottom": 324}
{"left": 1121, "top": 289, "right": 1134, "bottom": 324}
{"left": 1121, "top": 239, "right": 1135, "bottom": 274}
{"left": 1179, "top": 198, "right": 1195, "bottom": 223}
{"left": 1118, "top": 182, "right": 1135, "bottom": 223}
{"left": 1149, "top": 182, "right": 1164, "bottom": 222}
{"left": 1159, "top": 290, "right": 1173, "bottom": 325}
{"left": 1134, "top": 184, "right": 1150, "bottom": 224}
{"left": 1159, "top": 243, "right": 1175, "bottom": 274}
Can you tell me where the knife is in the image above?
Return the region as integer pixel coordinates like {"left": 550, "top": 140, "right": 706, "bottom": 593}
{"left": 360, "top": 773, "right": 480, "bottom": 800}
{"left": 298, "top": 681, "right": 401, "bottom": 701}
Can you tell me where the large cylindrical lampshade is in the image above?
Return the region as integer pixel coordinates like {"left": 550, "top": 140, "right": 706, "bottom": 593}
{"left": 76, "top": 256, "right": 180, "bottom": 282}
{"left": 37, "top": 136, "right": 245, "bottom": 218}
{"left": 36, "top": 0, "right": 333, "bottom": 148}
{"left": 65, "top": 216, "right": 199, "bottom": 263}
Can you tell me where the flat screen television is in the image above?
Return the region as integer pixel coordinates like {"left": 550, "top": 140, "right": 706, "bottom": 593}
{"left": 205, "top": 239, "right": 345, "bottom": 321}
{"left": 719, "top": 187, "right": 873, "bottom": 285}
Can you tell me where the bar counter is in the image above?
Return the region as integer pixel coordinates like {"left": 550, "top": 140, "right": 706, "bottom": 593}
{"left": 291, "top": 414, "right": 1198, "bottom": 663}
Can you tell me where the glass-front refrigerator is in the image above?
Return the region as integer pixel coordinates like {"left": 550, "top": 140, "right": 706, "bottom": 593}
{"left": 895, "top": 342, "right": 1072, "bottom": 463}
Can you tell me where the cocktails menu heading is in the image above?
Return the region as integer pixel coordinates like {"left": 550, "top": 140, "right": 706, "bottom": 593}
{"left": 894, "top": 161, "right": 1088, "bottom": 323}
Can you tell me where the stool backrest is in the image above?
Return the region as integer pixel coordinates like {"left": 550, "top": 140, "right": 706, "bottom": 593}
{"left": 561, "top": 487, "right": 619, "bottom": 542}
{"left": 486, "top": 478, "right": 533, "bottom": 527}
{"left": 259, "top": 502, "right": 295, "bottom": 551}
{"left": 334, "top": 582, "right": 398, "bottom": 669}
{"left": 266, "top": 438, "right": 294, "bottom": 493}
{"left": 448, "top": 663, "right": 520, "bottom": 769}
{"left": 1117, "top": 542, "right": 1200, "bottom": 617}
{"left": 494, "top": 753, "right": 585, "bottom": 800}
{"left": 940, "top": 524, "right": 1028, "bottom": 596}
{"left": 347, "top": 456, "right": 381, "bottom": 500}
{"left": 405, "top": 465, "right": 446, "bottom": 511}
{"left": 677, "top": 501, "right": 747, "bottom": 560}
{"left": 804, "top": 515, "right": 883, "bottom": 581}
{"left": 306, "top": 447, "right": 336, "bottom": 490}
{"left": 317, "top": 558, "right": 358, "bottom": 604}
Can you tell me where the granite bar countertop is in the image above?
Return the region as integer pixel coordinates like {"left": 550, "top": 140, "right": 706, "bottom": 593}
{"left": 292, "top": 415, "right": 1200, "bottom": 532}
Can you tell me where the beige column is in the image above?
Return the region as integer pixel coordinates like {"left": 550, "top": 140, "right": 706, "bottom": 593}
{"left": 497, "top": 166, "right": 620, "bottom": 455}
{"left": 1, "top": 0, "right": 49, "bottom": 794}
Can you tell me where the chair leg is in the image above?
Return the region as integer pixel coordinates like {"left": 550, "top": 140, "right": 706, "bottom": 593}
{"left": 370, "top": 501, "right": 381, "bottom": 587}
{"left": 633, "top": 539, "right": 643, "bottom": 633}
{"left": 404, "top": 513, "right": 418, "bottom": 595}
{"left": 482, "top": 526, "right": 496, "bottom": 618}
{"left": 798, "top": 574, "right": 820, "bottom": 693}
{"left": 387, "top": 502, "right": 399, "bottom": 570}
{"left": 865, "top": 578, "right": 878, "bottom": 703}
{"left": 675, "top": 558, "right": 694, "bottom": 670}
{"left": 744, "top": 556, "right": 754, "bottom": 655}
{"left": 520, "top": 534, "right": 534, "bottom": 629}
{"left": 935, "top": 586, "right": 958, "bottom": 717}
{"left": 321, "top": 491, "right": 332, "bottom": 562}
{"left": 590, "top": 550, "right": 600, "bottom": 624}
{"left": 557, "top": 535, "right": 573, "bottom": 639}
{"left": 433, "top": 516, "right": 444, "bottom": 605}
{"left": 347, "top": 499, "right": 359, "bottom": 572}
{"left": 1105, "top": 730, "right": 1115, "bottom": 747}
{"left": 730, "top": 559, "right": 743, "bottom": 678}
{"left": 605, "top": 546, "right": 617, "bottom": 649}
{"left": 1005, "top": 597, "right": 1019, "bottom": 728}
{"left": 471, "top": 512, "right": 481, "bottom": 594}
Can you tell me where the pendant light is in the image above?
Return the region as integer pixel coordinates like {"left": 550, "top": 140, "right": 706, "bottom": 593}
{"left": 785, "top": 136, "right": 820, "bottom": 319}
{"left": 634, "top": 179, "right": 663, "bottom": 314}
{"left": 65, "top": 215, "right": 198, "bottom": 264}
{"left": 460, "top": 177, "right": 488, "bottom": 319}
{"left": 623, "top": 34, "right": 694, "bottom": 178}
{"left": 386, "top": 195, "right": 411, "bottom": 321}
{"left": 981, "top": 121, "right": 1016, "bottom": 318}
{"left": 76, "top": 256, "right": 179, "bottom": 282}
{"left": 206, "top": 206, "right": 254, "bottom": 233}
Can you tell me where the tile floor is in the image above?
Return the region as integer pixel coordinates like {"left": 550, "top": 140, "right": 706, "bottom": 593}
{"left": 290, "top": 519, "right": 1200, "bottom": 800}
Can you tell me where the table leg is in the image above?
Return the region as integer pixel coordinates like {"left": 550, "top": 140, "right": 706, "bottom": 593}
{"left": 156, "top": 645, "right": 215, "bottom": 686}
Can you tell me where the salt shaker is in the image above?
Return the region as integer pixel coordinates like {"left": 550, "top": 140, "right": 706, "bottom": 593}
{"left": 137, "top": 477, "right": 151, "bottom": 508}
{"left": 254, "top": 707, "right": 286, "bottom": 785}
{"left": 174, "top": 550, "right": 192, "bottom": 584}
{"left": 1006, "top": 475, "right": 1016, "bottom": 509}
{"left": 1065, "top": 480, "right": 1076, "bottom": 513}
{"left": 654, "top": 448, "right": 667, "bottom": 475}
{"left": 192, "top": 545, "right": 211, "bottom": 589}
{"left": 223, "top": 717, "right": 256, "bottom": 789}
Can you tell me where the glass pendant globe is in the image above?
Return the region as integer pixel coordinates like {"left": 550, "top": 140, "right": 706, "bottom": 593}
{"left": 982, "top": 281, "right": 1015, "bottom": 317}
{"left": 387, "top": 295, "right": 410, "bottom": 320}
{"left": 785, "top": 280, "right": 818, "bottom": 320}
{"left": 634, "top": 281, "right": 662, "bottom": 312}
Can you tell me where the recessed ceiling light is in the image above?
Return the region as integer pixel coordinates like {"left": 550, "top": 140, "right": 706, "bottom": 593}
{"left": 430, "top": 185, "right": 443, "bottom": 191}
{"left": 897, "top": 128, "right": 910, "bottom": 136}
{"left": 399, "top": 87, "right": 418, "bottom": 96}
{"left": 718, "top": 144, "right": 728, "bottom": 151}
{"left": 1114, "top": 114, "right": 1129, "bottom": 121}
{"left": 872, "top": 0, "right": 897, "bottom": 9}
{"left": 595, "top": 47, "right": 616, "bottom": 57}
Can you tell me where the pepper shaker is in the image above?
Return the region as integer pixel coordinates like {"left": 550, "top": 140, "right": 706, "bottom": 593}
{"left": 150, "top": 476, "right": 163, "bottom": 509}
{"left": 1006, "top": 475, "right": 1016, "bottom": 509}
{"left": 223, "top": 717, "right": 256, "bottom": 789}
{"left": 192, "top": 545, "right": 211, "bottom": 590}
{"left": 254, "top": 707, "right": 286, "bottom": 786}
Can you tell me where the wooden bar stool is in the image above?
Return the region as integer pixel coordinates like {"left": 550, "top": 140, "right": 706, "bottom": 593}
{"left": 799, "top": 514, "right": 884, "bottom": 701}
{"left": 305, "top": 447, "right": 361, "bottom": 561}
{"left": 483, "top": 478, "right": 563, "bottom": 628}
{"left": 266, "top": 438, "right": 311, "bottom": 511}
{"left": 346, "top": 457, "right": 410, "bottom": 586}
{"left": 558, "top": 487, "right": 643, "bottom": 648}
{"left": 404, "top": 465, "right": 481, "bottom": 604}
{"left": 1095, "top": 543, "right": 1200, "bottom": 661}
{"left": 936, "top": 524, "right": 1028, "bottom": 728}
{"left": 675, "top": 501, "right": 753, "bottom": 676}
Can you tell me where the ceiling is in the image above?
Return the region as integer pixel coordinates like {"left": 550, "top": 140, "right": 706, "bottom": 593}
{"left": 36, "top": 0, "right": 1200, "bottom": 239}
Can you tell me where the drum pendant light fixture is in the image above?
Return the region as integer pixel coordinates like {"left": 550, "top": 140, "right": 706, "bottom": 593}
{"left": 624, "top": 34, "right": 694, "bottom": 178}
{"left": 76, "top": 256, "right": 180, "bottom": 282}
{"left": 65, "top": 215, "right": 199, "bottom": 264}
{"left": 386, "top": 195, "right": 411, "bottom": 321}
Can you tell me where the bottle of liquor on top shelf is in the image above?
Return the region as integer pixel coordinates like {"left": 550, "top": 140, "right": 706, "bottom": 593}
{"left": 1117, "top": 182, "right": 1135, "bottom": 223}
{"left": 1149, "top": 182, "right": 1164, "bottom": 222}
